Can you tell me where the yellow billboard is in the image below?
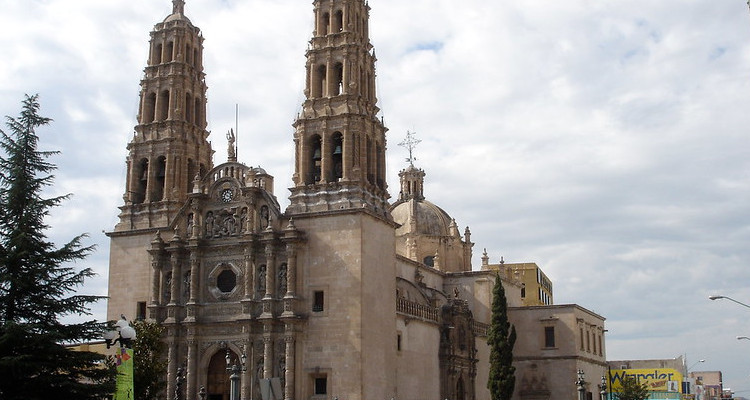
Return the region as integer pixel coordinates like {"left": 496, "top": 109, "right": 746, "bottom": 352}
{"left": 608, "top": 368, "right": 684, "bottom": 393}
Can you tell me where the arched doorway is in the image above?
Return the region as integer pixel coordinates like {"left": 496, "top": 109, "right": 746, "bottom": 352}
{"left": 456, "top": 376, "right": 466, "bottom": 400}
{"left": 206, "top": 351, "right": 233, "bottom": 400}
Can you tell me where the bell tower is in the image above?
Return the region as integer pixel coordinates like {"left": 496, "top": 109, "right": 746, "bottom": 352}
{"left": 287, "top": 0, "right": 390, "bottom": 217}
{"left": 116, "top": 0, "right": 213, "bottom": 231}
{"left": 108, "top": 0, "right": 213, "bottom": 321}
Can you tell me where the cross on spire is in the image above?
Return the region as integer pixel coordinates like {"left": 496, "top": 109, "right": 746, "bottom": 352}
{"left": 173, "top": 0, "right": 185, "bottom": 15}
{"left": 398, "top": 130, "right": 421, "bottom": 166}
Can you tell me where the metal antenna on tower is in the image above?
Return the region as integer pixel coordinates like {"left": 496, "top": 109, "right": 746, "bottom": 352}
{"left": 398, "top": 130, "right": 421, "bottom": 166}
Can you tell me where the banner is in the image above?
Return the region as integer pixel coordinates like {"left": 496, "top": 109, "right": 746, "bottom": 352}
{"left": 115, "top": 347, "right": 135, "bottom": 400}
{"left": 608, "top": 368, "right": 684, "bottom": 393}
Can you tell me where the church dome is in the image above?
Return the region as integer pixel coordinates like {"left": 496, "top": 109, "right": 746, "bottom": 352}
{"left": 391, "top": 198, "right": 453, "bottom": 237}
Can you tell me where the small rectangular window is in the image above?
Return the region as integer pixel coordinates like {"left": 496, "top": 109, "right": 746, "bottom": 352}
{"left": 136, "top": 301, "right": 147, "bottom": 320}
{"left": 314, "top": 377, "right": 327, "bottom": 395}
{"left": 312, "top": 291, "right": 325, "bottom": 312}
{"left": 544, "top": 326, "right": 555, "bottom": 348}
{"left": 397, "top": 333, "right": 402, "bottom": 351}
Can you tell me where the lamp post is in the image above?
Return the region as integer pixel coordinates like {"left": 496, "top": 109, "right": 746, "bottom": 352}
{"left": 103, "top": 316, "right": 137, "bottom": 400}
{"left": 599, "top": 375, "right": 607, "bottom": 400}
{"left": 708, "top": 295, "right": 750, "bottom": 309}
{"left": 226, "top": 350, "right": 247, "bottom": 400}
{"left": 737, "top": 336, "right": 750, "bottom": 341}
{"left": 576, "top": 370, "right": 586, "bottom": 400}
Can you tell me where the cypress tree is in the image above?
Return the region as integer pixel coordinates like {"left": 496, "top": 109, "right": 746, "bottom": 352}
{"left": 0, "top": 94, "right": 115, "bottom": 399}
{"left": 487, "top": 273, "right": 517, "bottom": 400}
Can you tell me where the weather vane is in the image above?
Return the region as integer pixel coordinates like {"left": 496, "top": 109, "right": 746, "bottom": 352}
{"left": 398, "top": 130, "right": 421, "bottom": 166}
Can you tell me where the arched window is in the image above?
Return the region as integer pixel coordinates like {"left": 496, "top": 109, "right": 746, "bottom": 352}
{"left": 185, "top": 93, "right": 193, "bottom": 123}
{"left": 153, "top": 43, "right": 162, "bottom": 65}
{"left": 185, "top": 43, "right": 192, "bottom": 64}
{"left": 165, "top": 41, "right": 174, "bottom": 62}
{"left": 158, "top": 90, "right": 170, "bottom": 121}
{"left": 153, "top": 156, "right": 167, "bottom": 201}
{"left": 312, "top": 65, "right": 326, "bottom": 98}
{"left": 331, "top": 63, "right": 344, "bottom": 96}
{"left": 194, "top": 97, "right": 202, "bottom": 127}
{"left": 143, "top": 92, "right": 156, "bottom": 124}
{"left": 134, "top": 158, "right": 149, "bottom": 204}
{"left": 424, "top": 256, "right": 435, "bottom": 268}
{"left": 193, "top": 47, "right": 199, "bottom": 68}
{"left": 333, "top": 10, "right": 343, "bottom": 32}
{"left": 320, "top": 12, "right": 330, "bottom": 35}
{"left": 331, "top": 132, "right": 343, "bottom": 181}
{"left": 308, "top": 135, "right": 322, "bottom": 183}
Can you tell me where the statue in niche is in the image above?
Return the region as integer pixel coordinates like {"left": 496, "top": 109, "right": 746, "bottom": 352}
{"left": 239, "top": 207, "right": 248, "bottom": 233}
{"left": 260, "top": 206, "right": 269, "bottom": 229}
{"left": 163, "top": 272, "right": 172, "bottom": 304}
{"left": 186, "top": 213, "right": 194, "bottom": 237}
{"left": 258, "top": 265, "right": 267, "bottom": 295}
{"left": 183, "top": 271, "right": 191, "bottom": 301}
{"left": 255, "top": 356, "right": 264, "bottom": 381}
{"left": 205, "top": 212, "right": 214, "bottom": 238}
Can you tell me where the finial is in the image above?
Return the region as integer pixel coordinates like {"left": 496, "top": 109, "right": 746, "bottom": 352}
{"left": 398, "top": 130, "right": 421, "bottom": 166}
{"left": 173, "top": 0, "right": 185, "bottom": 15}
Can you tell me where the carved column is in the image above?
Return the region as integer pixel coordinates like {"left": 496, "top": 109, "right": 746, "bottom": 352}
{"left": 169, "top": 252, "right": 181, "bottom": 305}
{"left": 166, "top": 340, "right": 178, "bottom": 400}
{"left": 284, "top": 328, "right": 296, "bottom": 400}
{"left": 189, "top": 254, "right": 199, "bottom": 303}
{"left": 264, "top": 243, "right": 275, "bottom": 300}
{"left": 263, "top": 330, "right": 273, "bottom": 380}
{"left": 285, "top": 243, "right": 297, "bottom": 297}
{"left": 151, "top": 258, "right": 162, "bottom": 305}
{"left": 244, "top": 247, "right": 255, "bottom": 300}
{"left": 186, "top": 339, "right": 197, "bottom": 400}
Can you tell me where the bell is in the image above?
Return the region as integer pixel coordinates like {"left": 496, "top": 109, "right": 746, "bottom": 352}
{"left": 313, "top": 148, "right": 322, "bottom": 160}
{"left": 333, "top": 145, "right": 343, "bottom": 155}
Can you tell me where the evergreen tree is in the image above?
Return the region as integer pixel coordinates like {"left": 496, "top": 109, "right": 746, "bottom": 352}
{"left": 132, "top": 319, "right": 168, "bottom": 400}
{"left": 613, "top": 376, "right": 649, "bottom": 400}
{"left": 487, "top": 273, "right": 517, "bottom": 400}
{"left": 0, "top": 94, "right": 115, "bottom": 399}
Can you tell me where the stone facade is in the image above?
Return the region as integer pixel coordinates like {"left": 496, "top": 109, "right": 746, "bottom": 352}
{"left": 508, "top": 305, "right": 608, "bottom": 400}
{"left": 106, "top": 1, "right": 607, "bottom": 400}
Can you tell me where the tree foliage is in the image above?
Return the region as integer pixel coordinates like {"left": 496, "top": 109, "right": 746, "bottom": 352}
{"left": 132, "top": 319, "right": 168, "bottom": 400}
{"left": 613, "top": 376, "right": 650, "bottom": 400}
{"left": 487, "top": 273, "right": 517, "bottom": 400}
{"left": 0, "top": 94, "right": 115, "bottom": 399}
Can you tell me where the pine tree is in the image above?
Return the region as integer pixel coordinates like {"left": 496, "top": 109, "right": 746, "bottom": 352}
{"left": 487, "top": 273, "right": 517, "bottom": 400}
{"left": 0, "top": 94, "right": 115, "bottom": 399}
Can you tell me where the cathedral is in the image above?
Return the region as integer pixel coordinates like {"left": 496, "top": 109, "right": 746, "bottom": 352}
{"left": 106, "top": 1, "right": 607, "bottom": 400}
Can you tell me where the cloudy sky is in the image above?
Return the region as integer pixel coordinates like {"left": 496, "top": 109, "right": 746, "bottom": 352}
{"left": 3, "top": 0, "right": 750, "bottom": 393}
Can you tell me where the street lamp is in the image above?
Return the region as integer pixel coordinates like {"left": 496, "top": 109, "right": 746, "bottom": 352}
{"left": 103, "top": 316, "right": 137, "bottom": 400}
{"left": 708, "top": 295, "right": 750, "bottom": 309}
{"left": 225, "top": 350, "right": 247, "bottom": 400}
{"left": 576, "top": 370, "right": 586, "bottom": 400}
{"left": 103, "top": 317, "right": 137, "bottom": 349}
{"left": 737, "top": 336, "right": 750, "bottom": 341}
{"left": 688, "top": 359, "right": 705, "bottom": 371}
{"left": 599, "top": 375, "right": 608, "bottom": 400}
